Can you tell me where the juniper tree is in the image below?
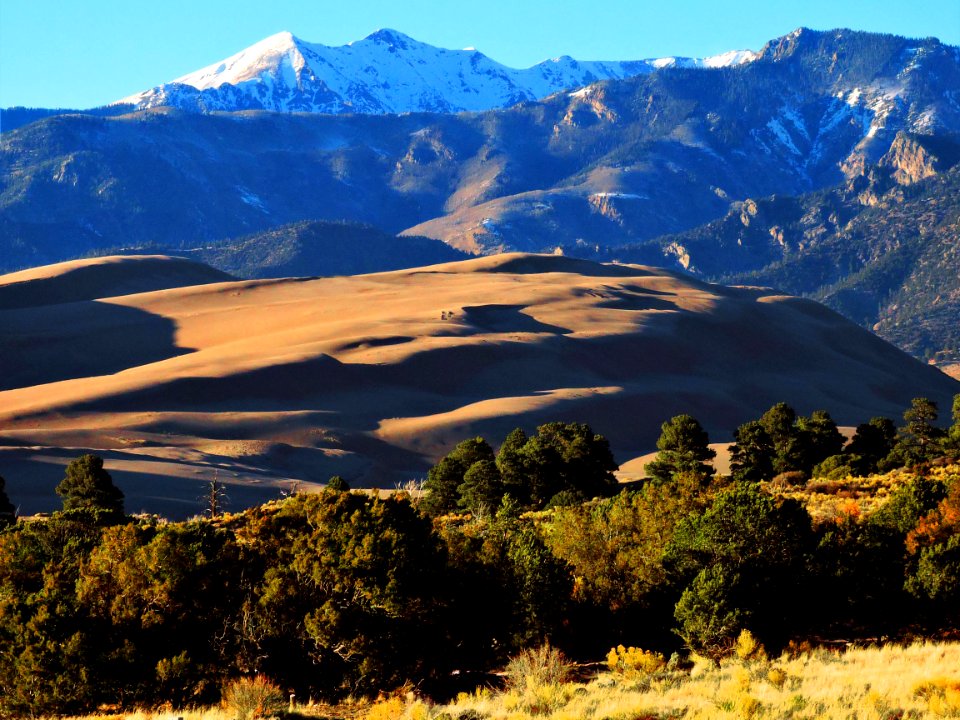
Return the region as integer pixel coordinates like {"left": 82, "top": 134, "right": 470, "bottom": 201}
{"left": 55, "top": 454, "right": 124, "bottom": 515}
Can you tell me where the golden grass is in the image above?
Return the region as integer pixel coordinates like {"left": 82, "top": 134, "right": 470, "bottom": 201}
{"left": 47, "top": 699, "right": 372, "bottom": 720}
{"left": 769, "top": 468, "right": 905, "bottom": 526}
{"left": 48, "top": 642, "right": 960, "bottom": 720}
{"left": 769, "top": 464, "right": 960, "bottom": 527}
{"left": 424, "top": 641, "right": 960, "bottom": 720}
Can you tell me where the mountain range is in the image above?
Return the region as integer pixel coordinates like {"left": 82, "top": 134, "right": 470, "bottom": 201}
{"left": 117, "top": 29, "right": 756, "bottom": 115}
{"left": 1, "top": 27, "right": 958, "bottom": 363}
{"left": 578, "top": 135, "right": 960, "bottom": 362}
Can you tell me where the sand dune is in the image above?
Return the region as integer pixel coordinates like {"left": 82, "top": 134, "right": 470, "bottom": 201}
{"left": 1, "top": 253, "right": 956, "bottom": 518}
{"left": 0, "top": 255, "right": 232, "bottom": 310}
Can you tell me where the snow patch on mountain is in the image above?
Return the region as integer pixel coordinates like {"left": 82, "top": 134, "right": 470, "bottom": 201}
{"left": 117, "top": 29, "right": 757, "bottom": 115}
{"left": 703, "top": 49, "right": 758, "bottom": 68}
{"left": 590, "top": 192, "right": 650, "bottom": 200}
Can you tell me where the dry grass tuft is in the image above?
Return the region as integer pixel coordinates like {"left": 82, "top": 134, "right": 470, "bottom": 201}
{"left": 503, "top": 644, "right": 574, "bottom": 691}
{"left": 220, "top": 675, "right": 286, "bottom": 720}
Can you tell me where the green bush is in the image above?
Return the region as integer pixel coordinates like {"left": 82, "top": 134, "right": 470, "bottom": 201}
{"left": 811, "top": 454, "right": 860, "bottom": 480}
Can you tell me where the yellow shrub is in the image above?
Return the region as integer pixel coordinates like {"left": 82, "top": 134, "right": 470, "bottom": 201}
{"left": 365, "top": 696, "right": 405, "bottom": 720}
{"left": 715, "top": 667, "right": 757, "bottom": 717}
{"left": 929, "top": 689, "right": 960, "bottom": 716}
{"left": 407, "top": 699, "right": 432, "bottom": 720}
{"left": 915, "top": 678, "right": 960, "bottom": 716}
{"left": 733, "top": 630, "right": 767, "bottom": 663}
{"left": 735, "top": 694, "right": 763, "bottom": 719}
{"left": 502, "top": 689, "right": 523, "bottom": 711}
{"left": 766, "top": 667, "right": 788, "bottom": 689}
{"left": 522, "top": 681, "right": 572, "bottom": 715}
{"left": 733, "top": 666, "right": 752, "bottom": 692}
{"left": 606, "top": 644, "right": 667, "bottom": 678}
{"left": 690, "top": 652, "right": 717, "bottom": 677}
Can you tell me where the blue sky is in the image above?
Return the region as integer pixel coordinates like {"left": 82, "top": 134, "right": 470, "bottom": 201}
{"left": 1, "top": 0, "right": 958, "bottom": 108}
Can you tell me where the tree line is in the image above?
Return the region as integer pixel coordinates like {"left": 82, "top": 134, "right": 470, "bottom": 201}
{"left": 0, "top": 395, "right": 958, "bottom": 715}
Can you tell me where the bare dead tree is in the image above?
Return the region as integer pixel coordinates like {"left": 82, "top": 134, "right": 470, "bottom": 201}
{"left": 202, "top": 470, "right": 228, "bottom": 519}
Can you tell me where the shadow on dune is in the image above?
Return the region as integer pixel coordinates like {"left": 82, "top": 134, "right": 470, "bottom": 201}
{"left": 0, "top": 257, "right": 231, "bottom": 310}
{"left": 477, "top": 255, "right": 659, "bottom": 277}
{"left": 71, "top": 354, "right": 361, "bottom": 413}
{"left": 0, "top": 301, "right": 192, "bottom": 391}
{"left": 459, "top": 304, "right": 572, "bottom": 334}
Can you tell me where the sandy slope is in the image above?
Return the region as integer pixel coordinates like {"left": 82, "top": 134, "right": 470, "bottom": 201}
{"left": 1, "top": 253, "right": 956, "bottom": 518}
{"left": 0, "top": 255, "right": 232, "bottom": 310}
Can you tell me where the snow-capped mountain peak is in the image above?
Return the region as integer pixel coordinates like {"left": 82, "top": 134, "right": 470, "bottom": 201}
{"left": 117, "top": 30, "right": 758, "bottom": 115}
{"left": 170, "top": 31, "right": 304, "bottom": 91}
{"left": 358, "top": 28, "right": 418, "bottom": 47}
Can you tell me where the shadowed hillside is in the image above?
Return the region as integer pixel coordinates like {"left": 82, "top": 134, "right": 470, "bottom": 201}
{"left": 169, "top": 220, "right": 471, "bottom": 279}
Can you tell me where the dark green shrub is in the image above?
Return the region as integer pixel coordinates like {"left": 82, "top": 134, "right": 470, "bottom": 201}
{"left": 326, "top": 475, "right": 350, "bottom": 491}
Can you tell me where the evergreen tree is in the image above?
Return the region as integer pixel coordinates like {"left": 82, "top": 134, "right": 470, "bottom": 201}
{"left": 421, "top": 457, "right": 463, "bottom": 515}
{"left": 847, "top": 417, "right": 896, "bottom": 473}
{"left": 326, "top": 475, "right": 350, "bottom": 492}
{"left": 520, "top": 422, "right": 617, "bottom": 508}
{"left": 759, "top": 402, "right": 796, "bottom": 449}
{"left": 888, "top": 398, "right": 944, "bottom": 467}
{"left": 945, "top": 394, "right": 960, "bottom": 457}
{"left": 729, "top": 421, "right": 774, "bottom": 483}
{"left": 0, "top": 475, "right": 15, "bottom": 528}
{"left": 666, "top": 482, "right": 814, "bottom": 655}
{"left": 55, "top": 454, "right": 124, "bottom": 515}
{"left": 797, "top": 410, "right": 845, "bottom": 470}
{"left": 422, "top": 438, "right": 495, "bottom": 515}
{"left": 759, "top": 402, "right": 808, "bottom": 474}
{"left": 496, "top": 428, "right": 531, "bottom": 505}
{"left": 904, "top": 398, "right": 942, "bottom": 453}
{"left": 645, "top": 414, "right": 716, "bottom": 484}
{"left": 458, "top": 460, "right": 504, "bottom": 515}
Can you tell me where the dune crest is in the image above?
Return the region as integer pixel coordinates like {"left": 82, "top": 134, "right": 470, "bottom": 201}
{"left": 1, "top": 254, "right": 956, "bottom": 518}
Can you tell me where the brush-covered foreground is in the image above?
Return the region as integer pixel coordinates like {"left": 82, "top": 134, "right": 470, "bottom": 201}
{"left": 45, "top": 641, "right": 960, "bottom": 720}
{"left": 4, "top": 398, "right": 958, "bottom": 717}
